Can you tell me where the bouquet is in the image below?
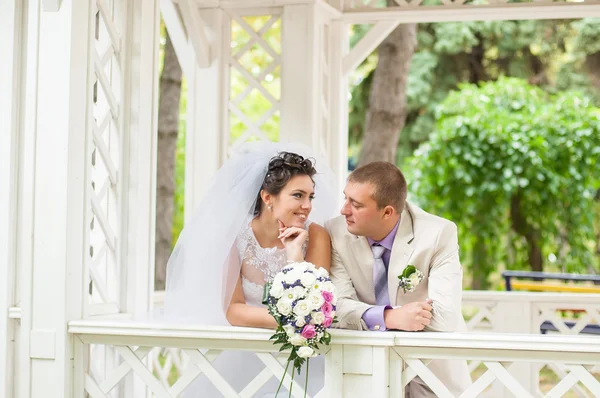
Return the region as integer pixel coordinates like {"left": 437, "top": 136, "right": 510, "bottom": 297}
{"left": 263, "top": 261, "right": 337, "bottom": 397}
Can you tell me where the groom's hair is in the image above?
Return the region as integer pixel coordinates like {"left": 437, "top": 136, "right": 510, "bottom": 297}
{"left": 348, "top": 161, "right": 407, "bottom": 213}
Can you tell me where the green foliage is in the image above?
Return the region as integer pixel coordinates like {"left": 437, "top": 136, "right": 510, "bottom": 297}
{"left": 408, "top": 78, "right": 600, "bottom": 287}
{"left": 349, "top": 20, "right": 600, "bottom": 167}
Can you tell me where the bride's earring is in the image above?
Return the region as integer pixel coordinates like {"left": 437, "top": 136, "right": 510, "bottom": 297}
{"left": 268, "top": 204, "right": 273, "bottom": 211}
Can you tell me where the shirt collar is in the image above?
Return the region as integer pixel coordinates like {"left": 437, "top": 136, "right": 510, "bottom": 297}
{"left": 367, "top": 218, "right": 401, "bottom": 251}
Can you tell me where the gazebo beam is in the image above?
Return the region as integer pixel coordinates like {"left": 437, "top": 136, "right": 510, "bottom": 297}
{"left": 160, "top": 0, "right": 193, "bottom": 76}
{"left": 343, "top": 21, "right": 400, "bottom": 76}
{"left": 178, "top": 0, "right": 212, "bottom": 67}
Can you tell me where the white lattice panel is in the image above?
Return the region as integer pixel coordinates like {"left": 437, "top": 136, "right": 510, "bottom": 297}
{"left": 463, "top": 300, "right": 497, "bottom": 332}
{"left": 87, "top": 345, "right": 323, "bottom": 397}
{"left": 533, "top": 303, "right": 600, "bottom": 336}
{"left": 399, "top": 353, "right": 600, "bottom": 398}
{"left": 228, "top": 13, "right": 282, "bottom": 152}
{"left": 88, "top": 0, "right": 124, "bottom": 317}
{"left": 87, "top": 1, "right": 127, "bottom": 395}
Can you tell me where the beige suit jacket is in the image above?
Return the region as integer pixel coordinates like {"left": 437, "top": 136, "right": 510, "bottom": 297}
{"left": 325, "top": 202, "right": 472, "bottom": 396}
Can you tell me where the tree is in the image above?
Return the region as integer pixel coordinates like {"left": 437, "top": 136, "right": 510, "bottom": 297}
{"left": 409, "top": 78, "right": 600, "bottom": 288}
{"left": 349, "top": 20, "right": 600, "bottom": 166}
{"left": 155, "top": 31, "right": 182, "bottom": 291}
{"left": 357, "top": 18, "right": 417, "bottom": 165}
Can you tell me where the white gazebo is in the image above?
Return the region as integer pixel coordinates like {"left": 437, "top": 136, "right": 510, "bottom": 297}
{"left": 1, "top": 0, "right": 600, "bottom": 397}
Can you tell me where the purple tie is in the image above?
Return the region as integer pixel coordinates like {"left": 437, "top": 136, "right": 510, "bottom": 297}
{"left": 372, "top": 244, "right": 389, "bottom": 306}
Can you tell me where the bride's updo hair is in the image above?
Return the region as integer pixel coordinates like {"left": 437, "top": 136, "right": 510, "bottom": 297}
{"left": 254, "top": 151, "right": 316, "bottom": 216}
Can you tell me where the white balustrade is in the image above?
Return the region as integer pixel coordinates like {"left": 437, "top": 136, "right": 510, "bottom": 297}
{"left": 69, "top": 315, "right": 600, "bottom": 398}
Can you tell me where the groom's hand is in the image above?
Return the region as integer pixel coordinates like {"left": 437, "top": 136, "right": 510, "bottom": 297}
{"left": 384, "top": 300, "right": 433, "bottom": 331}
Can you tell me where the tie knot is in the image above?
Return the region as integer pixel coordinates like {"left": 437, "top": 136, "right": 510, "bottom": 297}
{"left": 372, "top": 244, "right": 386, "bottom": 260}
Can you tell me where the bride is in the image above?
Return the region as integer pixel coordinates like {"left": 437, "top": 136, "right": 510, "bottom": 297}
{"left": 164, "top": 142, "right": 337, "bottom": 397}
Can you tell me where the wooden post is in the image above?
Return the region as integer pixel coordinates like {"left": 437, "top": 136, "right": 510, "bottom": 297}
{"left": 327, "top": 19, "right": 350, "bottom": 204}
{"left": 184, "top": 9, "right": 230, "bottom": 219}
{"left": 0, "top": 3, "right": 24, "bottom": 397}
{"left": 280, "top": 4, "right": 320, "bottom": 149}
{"left": 21, "top": 1, "right": 92, "bottom": 396}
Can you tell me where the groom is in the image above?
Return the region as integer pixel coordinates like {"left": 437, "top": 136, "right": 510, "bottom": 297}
{"left": 325, "top": 161, "right": 471, "bottom": 397}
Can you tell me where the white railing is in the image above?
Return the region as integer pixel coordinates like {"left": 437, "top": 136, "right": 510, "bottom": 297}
{"left": 462, "top": 291, "right": 600, "bottom": 335}
{"left": 73, "top": 291, "right": 600, "bottom": 397}
{"left": 69, "top": 317, "right": 600, "bottom": 398}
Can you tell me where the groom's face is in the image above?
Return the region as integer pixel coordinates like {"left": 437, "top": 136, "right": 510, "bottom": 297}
{"left": 341, "top": 181, "right": 383, "bottom": 237}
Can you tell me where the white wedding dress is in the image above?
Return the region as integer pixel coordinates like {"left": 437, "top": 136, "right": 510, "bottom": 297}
{"left": 183, "top": 217, "right": 325, "bottom": 397}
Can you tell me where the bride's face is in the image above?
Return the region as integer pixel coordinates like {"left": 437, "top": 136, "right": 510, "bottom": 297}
{"left": 271, "top": 175, "right": 315, "bottom": 228}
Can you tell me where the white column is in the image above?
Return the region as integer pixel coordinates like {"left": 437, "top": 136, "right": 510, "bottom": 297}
{"left": 328, "top": 19, "right": 350, "bottom": 202}
{"left": 185, "top": 9, "right": 230, "bottom": 219}
{"left": 280, "top": 4, "right": 320, "bottom": 149}
{"left": 122, "top": 0, "right": 160, "bottom": 317}
{"left": 0, "top": 3, "right": 23, "bottom": 397}
{"left": 25, "top": 1, "right": 92, "bottom": 397}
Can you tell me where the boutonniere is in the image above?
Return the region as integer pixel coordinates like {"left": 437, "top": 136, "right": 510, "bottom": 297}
{"left": 398, "top": 265, "right": 424, "bottom": 293}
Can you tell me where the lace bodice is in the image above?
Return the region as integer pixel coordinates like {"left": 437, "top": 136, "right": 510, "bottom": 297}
{"left": 236, "top": 217, "right": 312, "bottom": 307}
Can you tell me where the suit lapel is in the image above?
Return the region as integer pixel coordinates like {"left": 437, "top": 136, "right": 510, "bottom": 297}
{"left": 349, "top": 235, "right": 375, "bottom": 303}
{"left": 387, "top": 205, "right": 415, "bottom": 305}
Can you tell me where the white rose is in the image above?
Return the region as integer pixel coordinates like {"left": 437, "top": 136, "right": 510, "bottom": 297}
{"left": 292, "top": 286, "right": 306, "bottom": 299}
{"left": 284, "top": 270, "right": 302, "bottom": 284}
{"left": 304, "top": 262, "right": 316, "bottom": 272}
{"left": 297, "top": 346, "right": 314, "bottom": 358}
{"left": 295, "top": 316, "right": 306, "bottom": 327}
{"left": 283, "top": 324, "right": 296, "bottom": 337}
{"left": 273, "top": 273, "right": 285, "bottom": 285}
{"left": 289, "top": 334, "right": 306, "bottom": 346}
{"left": 292, "top": 263, "right": 308, "bottom": 273}
{"left": 316, "top": 267, "right": 329, "bottom": 278}
{"left": 293, "top": 299, "right": 312, "bottom": 317}
{"left": 300, "top": 272, "right": 316, "bottom": 287}
{"left": 276, "top": 300, "right": 292, "bottom": 316}
{"left": 409, "top": 272, "right": 421, "bottom": 286}
{"left": 269, "top": 283, "right": 285, "bottom": 299}
{"left": 321, "top": 281, "right": 335, "bottom": 293}
{"left": 308, "top": 292, "right": 325, "bottom": 310}
{"left": 311, "top": 311, "right": 325, "bottom": 325}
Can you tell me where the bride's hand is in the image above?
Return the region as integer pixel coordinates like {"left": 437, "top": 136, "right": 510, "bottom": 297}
{"left": 278, "top": 220, "right": 308, "bottom": 262}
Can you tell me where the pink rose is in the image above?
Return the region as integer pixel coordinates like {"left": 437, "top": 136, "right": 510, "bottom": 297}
{"left": 322, "top": 291, "right": 334, "bottom": 303}
{"left": 323, "top": 316, "right": 333, "bottom": 328}
{"left": 321, "top": 302, "right": 333, "bottom": 316}
{"left": 301, "top": 324, "right": 317, "bottom": 339}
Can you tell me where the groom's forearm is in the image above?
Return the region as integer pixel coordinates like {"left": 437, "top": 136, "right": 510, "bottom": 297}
{"left": 333, "top": 298, "right": 371, "bottom": 331}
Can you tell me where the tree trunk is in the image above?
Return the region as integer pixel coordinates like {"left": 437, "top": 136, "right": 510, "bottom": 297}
{"left": 524, "top": 47, "right": 548, "bottom": 86}
{"left": 584, "top": 51, "right": 600, "bottom": 91}
{"left": 510, "top": 193, "right": 543, "bottom": 272}
{"left": 155, "top": 32, "right": 182, "bottom": 291}
{"left": 358, "top": 21, "right": 417, "bottom": 166}
{"left": 468, "top": 33, "right": 487, "bottom": 84}
{"left": 471, "top": 238, "right": 490, "bottom": 290}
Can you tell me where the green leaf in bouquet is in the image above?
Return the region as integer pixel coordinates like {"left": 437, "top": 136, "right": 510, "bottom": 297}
{"left": 279, "top": 343, "right": 293, "bottom": 352}
{"left": 322, "top": 331, "right": 332, "bottom": 345}
{"left": 262, "top": 282, "right": 272, "bottom": 305}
